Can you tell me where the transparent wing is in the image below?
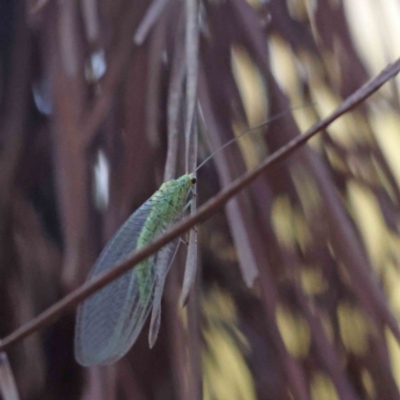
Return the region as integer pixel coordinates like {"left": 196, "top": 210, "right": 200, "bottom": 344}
{"left": 148, "top": 239, "right": 181, "bottom": 348}
{"left": 75, "top": 198, "right": 158, "bottom": 367}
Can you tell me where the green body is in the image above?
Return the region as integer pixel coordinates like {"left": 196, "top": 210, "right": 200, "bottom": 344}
{"left": 136, "top": 174, "right": 195, "bottom": 303}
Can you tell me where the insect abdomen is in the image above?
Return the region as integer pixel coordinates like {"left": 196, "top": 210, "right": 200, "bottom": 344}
{"left": 135, "top": 191, "right": 183, "bottom": 302}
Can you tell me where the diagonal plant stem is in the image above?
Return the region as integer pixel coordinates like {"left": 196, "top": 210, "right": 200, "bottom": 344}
{"left": 0, "top": 58, "right": 400, "bottom": 352}
{"left": 134, "top": 0, "right": 171, "bottom": 45}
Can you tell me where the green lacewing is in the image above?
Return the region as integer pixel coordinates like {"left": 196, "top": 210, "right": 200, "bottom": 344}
{"left": 74, "top": 106, "right": 309, "bottom": 367}
{"left": 75, "top": 174, "right": 196, "bottom": 366}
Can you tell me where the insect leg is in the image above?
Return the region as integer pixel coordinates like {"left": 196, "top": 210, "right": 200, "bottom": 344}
{"left": 182, "top": 199, "right": 193, "bottom": 212}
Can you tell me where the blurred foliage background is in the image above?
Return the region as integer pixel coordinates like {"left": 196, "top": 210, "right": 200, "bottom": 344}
{"left": 1, "top": 0, "right": 400, "bottom": 399}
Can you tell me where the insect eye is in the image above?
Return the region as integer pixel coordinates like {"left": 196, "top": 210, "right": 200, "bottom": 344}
{"left": 191, "top": 177, "right": 197, "bottom": 184}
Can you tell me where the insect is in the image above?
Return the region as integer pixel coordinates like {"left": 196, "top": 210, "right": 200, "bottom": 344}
{"left": 74, "top": 106, "right": 308, "bottom": 367}
{"left": 74, "top": 173, "right": 196, "bottom": 367}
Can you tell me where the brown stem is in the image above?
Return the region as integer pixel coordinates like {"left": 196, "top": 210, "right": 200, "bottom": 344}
{"left": 0, "top": 57, "right": 400, "bottom": 352}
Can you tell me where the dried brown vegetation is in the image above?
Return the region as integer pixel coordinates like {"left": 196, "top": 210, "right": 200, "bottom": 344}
{"left": 1, "top": 0, "right": 400, "bottom": 399}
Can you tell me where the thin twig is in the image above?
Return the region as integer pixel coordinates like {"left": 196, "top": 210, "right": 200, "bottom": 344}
{"left": 164, "top": 10, "right": 186, "bottom": 182}
{"left": 134, "top": 0, "right": 171, "bottom": 45}
{"left": 184, "top": 0, "right": 198, "bottom": 172}
{"left": 0, "top": 57, "right": 399, "bottom": 352}
{"left": 181, "top": 119, "right": 198, "bottom": 306}
{"left": 181, "top": 14, "right": 199, "bottom": 299}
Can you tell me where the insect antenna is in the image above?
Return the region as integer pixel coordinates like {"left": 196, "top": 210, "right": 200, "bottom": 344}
{"left": 195, "top": 103, "right": 315, "bottom": 172}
